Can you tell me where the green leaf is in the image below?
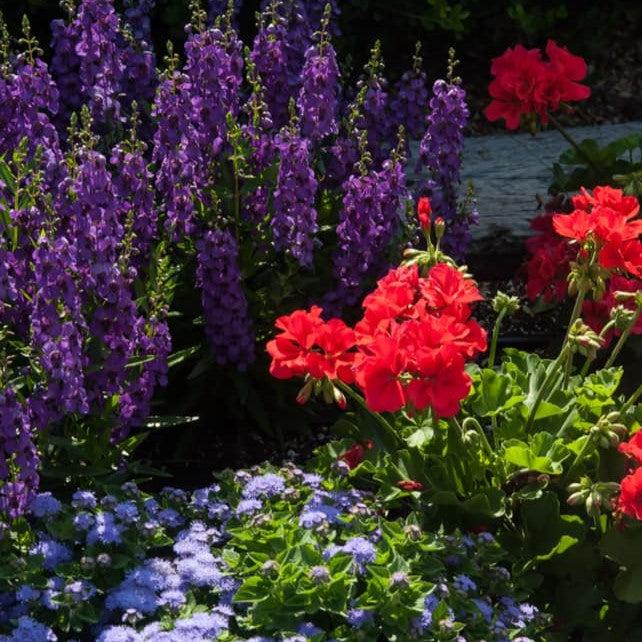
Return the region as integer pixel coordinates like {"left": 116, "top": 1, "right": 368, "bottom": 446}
{"left": 405, "top": 425, "right": 434, "bottom": 448}
{"left": 470, "top": 369, "right": 524, "bottom": 417}
{"left": 601, "top": 525, "right": 642, "bottom": 603}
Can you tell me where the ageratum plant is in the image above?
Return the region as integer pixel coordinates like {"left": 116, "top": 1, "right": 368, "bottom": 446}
{"left": 267, "top": 188, "right": 642, "bottom": 639}
{"left": 0, "top": 463, "right": 549, "bottom": 641}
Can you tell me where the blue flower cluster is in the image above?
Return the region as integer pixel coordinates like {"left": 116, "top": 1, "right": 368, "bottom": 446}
{"left": 0, "top": 461, "right": 548, "bottom": 641}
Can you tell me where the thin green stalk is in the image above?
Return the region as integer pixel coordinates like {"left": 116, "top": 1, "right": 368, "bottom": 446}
{"left": 579, "top": 319, "right": 616, "bottom": 377}
{"left": 488, "top": 308, "right": 507, "bottom": 369}
{"left": 562, "top": 433, "right": 595, "bottom": 485}
{"left": 565, "top": 285, "right": 587, "bottom": 339}
{"left": 604, "top": 304, "right": 642, "bottom": 369}
{"left": 622, "top": 382, "right": 642, "bottom": 415}
{"left": 547, "top": 112, "right": 601, "bottom": 175}
{"left": 336, "top": 381, "right": 399, "bottom": 444}
{"left": 524, "top": 346, "right": 569, "bottom": 433}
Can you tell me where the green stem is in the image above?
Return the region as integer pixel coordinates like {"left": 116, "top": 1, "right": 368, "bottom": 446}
{"left": 562, "top": 433, "right": 595, "bottom": 485}
{"left": 622, "top": 382, "right": 642, "bottom": 415}
{"left": 604, "top": 304, "right": 642, "bottom": 369}
{"left": 336, "top": 381, "right": 399, "bottom": 444}
{"left": 462, "top": 416, "right": 494, "bottom": 457}
{"left": 525, "top": 346, "right": 569, "bottom": 433}
{"left": 565, "top": 285, "right": 587, "bottom": 340}
{"left": 579, "top": 320, "right": 616, "bottom": 377}
{"left": 547, "top": 112, "right": 601, "bottom": 175}
{"left": 488, "top": 308, "right": 507, "bottom": 369}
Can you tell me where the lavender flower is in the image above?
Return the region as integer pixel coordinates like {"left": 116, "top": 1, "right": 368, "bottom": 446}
{"left": 418, "top": 76, "right": 471, "bottom": 258}
{"left": 196, "top": 228, "right": 255, "bottom": 369}
{"left": 390, "top": 43, "right": 429, "bottom": 140}
{"left": 296, "top": 9, "right": 340, "bottom": 141}
{"left": 272, "top": 127, "right": 318, "bottom": 267}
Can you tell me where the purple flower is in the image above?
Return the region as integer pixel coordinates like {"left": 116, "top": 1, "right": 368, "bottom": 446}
{"left": 72, "top": 490, "right": 97, "bottom": 510}
{"left": 96, "top": 626, "right": 141, "bottom": 642}
{"left": 115, "top": 501, "right": 139, "bottom": 523}
{"left": 341, "top": 536, "right": 376, "bottom": 572}
{"left": 86, "top": 512, "right": 123, "bottom": 545}
{"left": 272, "top": 128, "right": 318, "bottom": 267}
{"left": 418, "top": 78, "right": 471, "bottom": 259}
{"left": 299, "top": 504, "right": 340, "bottom": 529}
{"left": 297, "top": 16, "right": 339, "bottom": 140}
{"left": 196, "top": 228, "right": 255, "bottom": 370}
{"left": 29, "top": 536, "right": 72, "bottom": 571}
{"left": 453, "top": 574, "right": 477, "bottom": 593}
{"left": 327, "top": 154, "right": 407, "bottom": 310}
{"left": 241, "top": 473, "right": 286, "bottom": 499}
{"left": 236, "top": 499, "right": 263, "bottom": 517}
{"left": 28, "top": 492, "right": 61, "bottom": 518}
{"left": 346, "top": 608, "right": 374, "bottom": 629}
{"left": 390, "top": 44, "right": 429, "bottom": 140}
{"left": 15, "top": 586, "right": 40, "bottom": 603}
{"left": 0, "top": 616, "right": 57, "bottom": 642}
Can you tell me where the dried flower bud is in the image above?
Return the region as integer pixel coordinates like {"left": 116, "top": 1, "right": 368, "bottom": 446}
{"left": 404, "top": 524, "right": 422, "bottom": 541}
{"left": 261, "top": 560, "right": 279, "bottom": 577}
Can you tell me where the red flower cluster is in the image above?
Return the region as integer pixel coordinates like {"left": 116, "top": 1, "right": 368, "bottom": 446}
{"left": 485, "top": 40, "right": 590, "bottom": 130}
{"left": 525, "top": 187, "right": 642, "bottom": 338}
{"left": 267, "top": 263, "right": 486, "bottom": 418}
{"left": 266, "top": 306, "right": 356, "bottom": 384}
{"left": 354, "top": 264, "right": 485, "bottom": 415}
{"left": 618, "top": 432, "right": 642, "bottom": 520}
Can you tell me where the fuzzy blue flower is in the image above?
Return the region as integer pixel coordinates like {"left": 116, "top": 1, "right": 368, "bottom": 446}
{"left": 86, "top": 512, "right": 123, "bottom": 546}
{"left": 28, "top": 493, "right": 61, "bottom": 518}
{"left": 242, "top": 473, "right": 286, "bottom": 499}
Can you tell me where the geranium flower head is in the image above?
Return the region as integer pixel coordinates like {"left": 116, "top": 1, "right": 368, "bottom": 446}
{"left": 619, "top": 431, "right": 642, "bottom": 466}
{"left": 420, "top": 263, "right": 483, "bottom": 317}
{"left": 485, "top": 41, "right": 589, "bottom": 130}
{"left": 552, "top": 209, "right": 595, "bottom": 241}
{"left": 267, "top": 306, "right": 325, "bottom": 379}
{"left": 618, "top": 467, "right": 642, "bottom": 521}
{"left": 306, "top": 318, "right": 356, "bottom": 383}
{"left": 599, "top": 240, "right": 642, "bottom": 278}
{"left": 572, "top": 186, "right": 640, "bottom": 218}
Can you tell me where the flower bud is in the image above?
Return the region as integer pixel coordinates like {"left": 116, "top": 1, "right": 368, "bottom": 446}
{"left": 310, "top": 565, "right": 330, "bottom": 584}
{"left": 96, "top": 553, "right": 112, "bottom": 567}
{"left": 261, "top": 560, "right": 280, "bottom": 577}
{"left": 610, "top": 304, "right": 636, "bottom": 330}
{"left": 434, "top": 217, "right": 446, "bottom": 242}
{"left": 404, "top": 524, "right": 422, "bottom": 541}
{"left": 296, "top": 379, "right": 314, "bottom": 406}
{"left": 567, "top": 490, "right": 588, "bottom": 506}
{"left": 491, "top": 291, "right": 520, "bottom": 315}
{"left": 417, "top": 196, "right": 432, "bottom": 232}
{"left": 80, "top": 556, "right": 95, "bottom": 570}
{"left": 390, "top": 571, "right": 410, "bottom": 589}
{"left": 333, "top": 386, "right": 347, "bottom": 410}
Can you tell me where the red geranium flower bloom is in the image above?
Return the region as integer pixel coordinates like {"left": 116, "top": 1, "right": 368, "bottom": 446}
{"left": 485, "top": 41, "right": 589, "bottom": 130}
{"left": 619, "top": 432, "right": 642, "bottom": 466}
{"left": 306, "top": 318, "right": 356, "bottom": 383}
{"left": 594, "top": 207, "right": 642, "bottom": 243}
{"left": 525, "top": 241, "right": 571, "bottom": 302}
{"left": 485, "top": 44, "right": 547, "bottom": 129}
{"left": 599, "top": 240, "right": 642, "bottom": 278}
{"left": 552, "top": 209, "right": 595, "bottom": 241}
{"left": 397, "top": 480, "right": 424, "bottom": 492}
{"left": 618, "top": 467, "right": 642, "bottom": 521}
{"left": 572, "top": 186, "right": 640, "bottom": 218}
{"left": 267, "top": 306, "right": 325, "bottom": 379}
{"left": 406, "top": 349, "right": 471, "bottom": 417}
{"left": 420, "top": 263, "right": 483, "bottom": 318}
{"left": 355, "top": 333, "right": 408, "bottom": 413}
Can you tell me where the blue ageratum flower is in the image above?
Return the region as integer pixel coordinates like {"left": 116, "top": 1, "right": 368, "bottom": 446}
{"left": 28, "top": 493, "right": 61, "bottom": 518}
{"left": 241, "top": 473, "right": 286, "bottom": 499}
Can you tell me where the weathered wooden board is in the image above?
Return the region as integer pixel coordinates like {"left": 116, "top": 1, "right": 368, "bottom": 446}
{"left": 410, "top": 121, "right": 642, "bottom": 239}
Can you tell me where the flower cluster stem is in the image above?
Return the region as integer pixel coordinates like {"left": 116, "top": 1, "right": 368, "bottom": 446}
{"left": 604, "top": 304, "right": 642, "bottom": 369}
{"left": 488, "top": 308, "right": 507, "bottom": 369}
{"left": 547, "top": 112, "right": 600, "bottom": 175}
{"left": 336, "top": 381, "right": 399, "bottom": 445}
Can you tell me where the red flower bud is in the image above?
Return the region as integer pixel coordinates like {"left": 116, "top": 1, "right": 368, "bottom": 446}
{"left": 338, "top": 440, "right": 374, "bottom": 470}
{"left": 417, "top": 197, "right": 431, "bottom": 231}
{"left": 397, "top": 480, "right": 424, "bottom": 492}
